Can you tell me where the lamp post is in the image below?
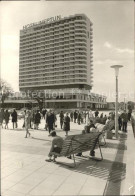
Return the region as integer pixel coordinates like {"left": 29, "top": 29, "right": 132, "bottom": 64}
{"left": 111, "top": 65, "right": 123, "bottom": 139}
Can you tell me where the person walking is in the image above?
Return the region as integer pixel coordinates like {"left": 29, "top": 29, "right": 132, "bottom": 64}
{"left": 59, "top": 111, "right": 64, "bottom": 129}
{"left": 52, "top": 111, "right": 57, "bottom": 130}
{"left": 11, "top": 109, "right": 17, "bottom": 129}
{"left": 63, "top": 112, "right": 70, "bottom": 136}
{"left": 42, "top": 108, "right": 47, "bottom": 119}
{"left": 94, "top": 109, "right": 99, "bottom": 117}
{"left": 77, "top": 111, "right": 81, "bottom": 125}
{"left": 100, "top": 113, "right": 104, "bottom": 124}
{"left": 131, "top": 110, "right": 135, "bottom": 137}
{"left": 0, "top": 109, "right": 4, "bottom": 128}
{"left": 128, "top": 108, "right": 132, "bottom": 121}
{"left": 81, "top": 111, "right": 84, "bottom": 124}
{"left": 24, "top": 110, "right": 31, "bottom": 138}
{"left": 86, "top": 110, "right": 94, "bottom": 124}
{"left": 30, "top": 109, "right": 35, "bottom": 129}
{"left": 118, "top": 115, "right": 122, "bottom": 131}
{"left": 4, "top": 110, "right": 10, "bottom": 129}
{"left": 102, "top": 115, "right": 107, "bottom": 125}
{"left": 84, "top": 111, "right": 87, "bottom": 124}
{"left": 74, "top": 110, "right": 78, "bottom": 123}
{"left": 70, "top": 111, "right": 73, "bottom": 122}
{"left": 22, "top": 110, "right": 26, "bottom": 128}
{"left": 46, "top": 110, "right": 55, "bottom": 136}
{"left": 121, "top": 110, "right": 128, "bottom": 132}
{"left": 34, "top": 110, "right": 41, "bottom": 130}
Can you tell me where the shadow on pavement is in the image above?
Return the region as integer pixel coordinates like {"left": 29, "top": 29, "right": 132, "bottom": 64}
{"left": 103, "top": 133, "right": 127, "bottom": 195}
{"left": 57, "top": 157, "right": 126, "bottom": 182}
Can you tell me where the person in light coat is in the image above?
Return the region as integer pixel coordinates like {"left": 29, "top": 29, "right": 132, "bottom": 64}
{"left": 24, "top": 110, "right": 31, "bottom": 138}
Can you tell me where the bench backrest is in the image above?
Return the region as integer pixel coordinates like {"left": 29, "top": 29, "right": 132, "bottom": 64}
{"left": 60, "top": 132, "right": 101, "bottom": 157}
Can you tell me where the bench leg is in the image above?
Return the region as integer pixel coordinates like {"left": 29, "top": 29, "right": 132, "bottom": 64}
{"left": 89, "top": 142, "right": 103, "bottom": 161}
{"left": 72, "top": 153, "right": 76, "bottom": 167}
{"left": 98, "top": 143, "right": 103, "bottom": 160}
{"left": 101, "top": 135, "right": 106, "bottom": 146}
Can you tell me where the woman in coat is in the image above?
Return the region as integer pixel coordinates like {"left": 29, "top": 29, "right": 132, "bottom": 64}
{"left": 34, "top": 110, "right": 41, "bottom": 129}
{"left": 11, "top": 109, "right": 17, "bottom": 129}
{"left": 59, "top": 111, "right": 64, "bottom": 129}
{"left": 63, "top": 112, "right": 70, "bottom": 136}
{"left": 0, "top": 109, "right": 4, "bottom": 128}
{"left": 24, "top": 110, "right": 31, "bottom": 138}
{"left": 4, "top": 110, "right": 10, "bottom": 129}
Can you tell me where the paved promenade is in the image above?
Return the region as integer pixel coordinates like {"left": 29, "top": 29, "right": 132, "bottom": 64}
{"left": 1, "top": 117, "right": 134, "bottom": 196}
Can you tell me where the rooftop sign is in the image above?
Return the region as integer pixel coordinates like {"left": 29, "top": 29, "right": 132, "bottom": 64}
{"left": 23, "top": 15, "right": 61, "bottom": 30}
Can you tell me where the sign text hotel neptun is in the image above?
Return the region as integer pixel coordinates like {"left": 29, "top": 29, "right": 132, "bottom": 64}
{"left": 23, "top": 15, "right": 61, "bottom": 29}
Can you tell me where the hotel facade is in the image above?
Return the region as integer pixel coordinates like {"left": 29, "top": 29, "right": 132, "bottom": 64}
{"left": 19, "top": 14, "right": 107, "bottom": 109}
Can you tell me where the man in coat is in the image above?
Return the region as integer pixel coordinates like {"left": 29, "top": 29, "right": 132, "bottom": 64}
{"left": 63, "top": 112, "right": 70, "bottom": 136}
{"left": 46, "top": 110, "right": 55, "bottom": 136}
{"left": 73, "top": 110, "right": 78, "bottom": 123}
{"left": 121, "top": 110, "right": 128, "bottom": 132}
{"left": 59, "top": 111, "right": 64, "bottom": 129}
{"left": 11, "top": 109, "right": 17, "bottom": 129}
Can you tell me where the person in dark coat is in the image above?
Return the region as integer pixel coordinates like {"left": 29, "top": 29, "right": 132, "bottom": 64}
{"left": 102, "top": 115, "right": 107, "bottom": 125}
{"left": 0, "top": 109, "right": 4, "bottom": 128}
{"left": 121, "top": 110, "right": 128, "bottom": 132}
{"left": 34, "top": 110, "right": 41, "bottom": 130}
{"left": 118, "top": 115, "right": 122, "bottom": 131}
{"left": 46, "top": 110, "right": 55, "bottom": 135}
{"left": 4, "top": 110, "right": 10, "bottom": 129}
{"left": 45, "top": 131, "right": 64, "bottom": 162}
{"left": 11, "top": 109, "right": 17, "bottom": 129}
{"left": 74, "top": 110, "right": 78, "bottom": 123}
{"left": 63, "top": 112, "right": 70, "bottom": 136}
{"left": 95, "top": 109, "right": 99, "bottom": 117}
{"left": 77, "top": 111, "right": 81, "bottom": 125}
{"left": 52, "top": 111, "right": 57, "bottom": 129}
{"left": 59, "top": 111, "right": 64, "bottom": 129}
{"left": 128, "top": 108, "right": 132, "bottom": 121}
{"left": 70, "top": 112, "right": 73, "bottom": 122}
{"left": 42, "top": 108, "right": 47, "bottom": 119}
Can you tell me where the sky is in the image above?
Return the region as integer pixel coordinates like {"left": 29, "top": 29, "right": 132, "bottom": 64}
{"left": 1, "top": 1, "right": 134, "bottom": 102}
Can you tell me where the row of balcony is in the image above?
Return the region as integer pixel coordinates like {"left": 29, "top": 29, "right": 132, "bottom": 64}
{"left": 19, "top": 74, "right": 88, "bottom": 82}
{"left": 20, "top": 29, "right": 89, "bottom": 42}
{"left": 21, "top": 25, "right": 88, "bottom": 37}
{"left": 19, "top": 52, "right": 88, "bottom": 61}
{"left": 20, "top": 45, "right": 88, "bottom": 55}
{"left": 20, "top": 43, "right": 89, "bottom": 52}
{"left": 19, "top": 64, "right": 88, "bottom": 72}
{"left": 19, "top": 70, "right": 88, "bottom": 78}
{"left": 20, "top": 37, "right": 89, "bottom": 49}
{"left": 19, "top": 49, "right": 88, "bottom": 58}
{"left": 19, "top": 71, "right": 88, "bottom": 78}
{"left": 19, "top": 79, "right": 88, "bottom": 87}
{"left": 20, "top": 45, "right": 91, "bottom": 55}
{"left": 19, "top": 59, "right": 88, "bottom": 66}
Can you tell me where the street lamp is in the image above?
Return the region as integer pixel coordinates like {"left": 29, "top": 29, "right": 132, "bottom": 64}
{"left": 111, "top": 65, "right": 123, "bottom": 139}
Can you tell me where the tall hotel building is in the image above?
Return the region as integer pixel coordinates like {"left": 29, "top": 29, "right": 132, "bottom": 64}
{"left": 19, "top": 14, "right": 106, "bottom": 109}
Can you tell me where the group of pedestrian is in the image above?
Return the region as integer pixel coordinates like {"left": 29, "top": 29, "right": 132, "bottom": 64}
{"left": 0, "top": 108, "right": 17, "bottom": 129}
{"left": 46, "top": 110, "right": 70, "bottom": 136}
{"left": 69, "top": 109, "right": 107, "bottom": 125}
{"left": 1, "top": 107, "right": 134, "bottom": 139}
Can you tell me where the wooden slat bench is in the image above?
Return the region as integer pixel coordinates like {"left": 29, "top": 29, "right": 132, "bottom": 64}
{"left": 51, "top": 132, "right": 103, "bottom": 167}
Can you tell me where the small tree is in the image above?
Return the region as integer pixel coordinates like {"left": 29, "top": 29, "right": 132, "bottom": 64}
{"left": 0, "top": 79, "right": 14, "bottom": 108}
